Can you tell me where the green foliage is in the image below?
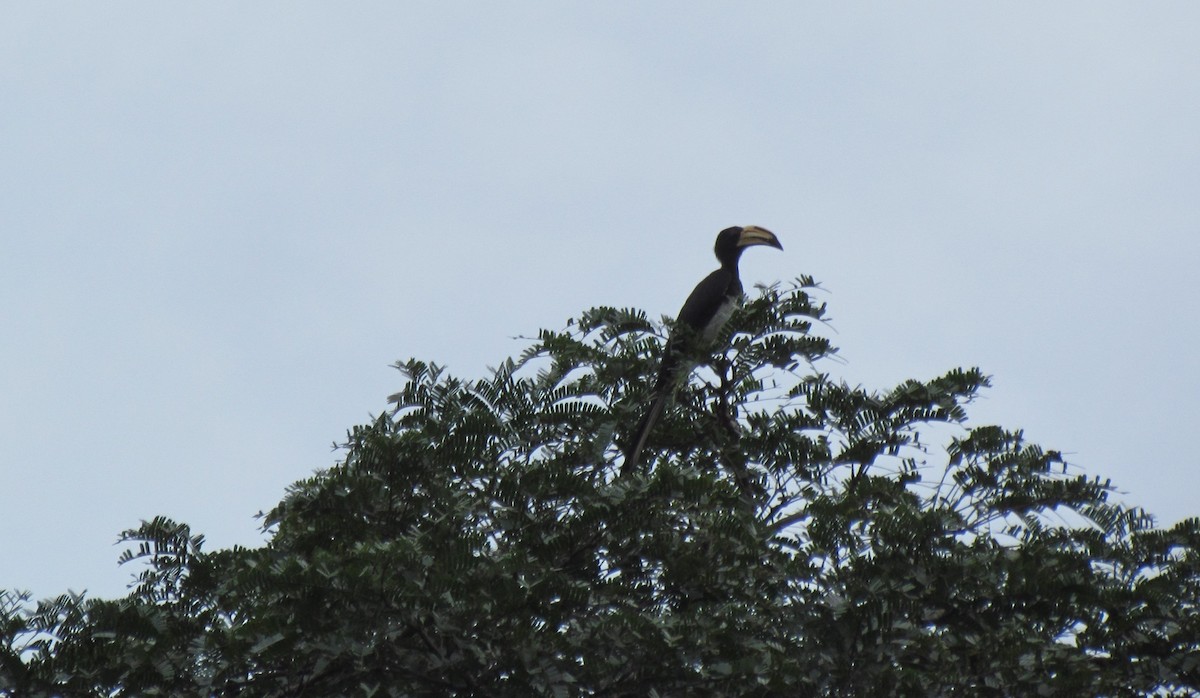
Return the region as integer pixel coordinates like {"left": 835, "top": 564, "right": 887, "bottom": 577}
{"left": 3, "top": 279, "right": 1198, "bottom": 696}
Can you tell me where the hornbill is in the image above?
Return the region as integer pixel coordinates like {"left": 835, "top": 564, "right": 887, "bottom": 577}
{"left": 621, "top": 225, "right": 783, "bottom": 474}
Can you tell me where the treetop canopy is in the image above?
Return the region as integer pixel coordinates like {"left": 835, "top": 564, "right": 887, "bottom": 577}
{"left": 3, "top": 280, "right": 1197, "bottom": 696}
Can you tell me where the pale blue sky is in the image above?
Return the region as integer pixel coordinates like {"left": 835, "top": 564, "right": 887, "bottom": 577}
{"left": 3, "top": 3, "right": 1198, "bottom": 601}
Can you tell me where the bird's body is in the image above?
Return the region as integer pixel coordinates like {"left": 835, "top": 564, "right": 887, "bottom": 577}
{"left": 622, "top": 226, "right": 782, "bottom": 474}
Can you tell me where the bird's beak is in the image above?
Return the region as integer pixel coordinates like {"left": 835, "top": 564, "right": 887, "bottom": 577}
{"left": 737, "top": 225, "right": 783, "bottom": 251}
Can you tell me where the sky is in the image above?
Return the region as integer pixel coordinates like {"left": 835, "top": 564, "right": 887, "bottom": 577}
{"left": 3, "top": 3, "right": 1198, "bottom": 602}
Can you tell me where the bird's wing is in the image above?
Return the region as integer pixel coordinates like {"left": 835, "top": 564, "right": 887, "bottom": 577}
{"left": 654, "top": 268, "right": 739, "bottom": 388}
{"left": 622, "top": 269, "right": 741, "bottom": 474}
{"left": 675, "top": 269, "right": 740, "bottom": 331}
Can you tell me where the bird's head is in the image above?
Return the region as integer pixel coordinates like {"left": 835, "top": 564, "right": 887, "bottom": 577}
{"left": 714, "top": 225, "right": 783, "bottom": 266}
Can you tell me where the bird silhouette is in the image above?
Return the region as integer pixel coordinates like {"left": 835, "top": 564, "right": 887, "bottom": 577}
{"left": 622, "top": 225, "right": 782, "bottom": 474}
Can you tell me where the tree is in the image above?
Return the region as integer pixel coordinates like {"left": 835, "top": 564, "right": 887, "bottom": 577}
{"left": 2, "top": 279, "right": 1198, "bottom": 696}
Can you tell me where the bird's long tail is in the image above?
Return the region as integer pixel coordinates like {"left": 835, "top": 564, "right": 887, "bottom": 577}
{"left": 622, "top": 392, "right": 668, "bottom": 475}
